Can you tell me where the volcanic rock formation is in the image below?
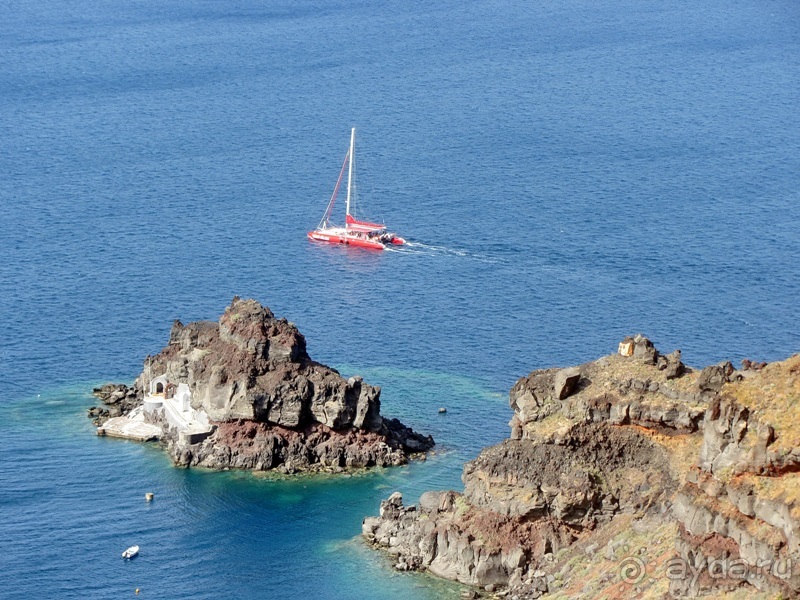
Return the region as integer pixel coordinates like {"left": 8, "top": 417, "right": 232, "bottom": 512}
{"left": 363, "top": 335, "right": 800, "bottom": 599}
{"left": 91, "top": 297, "right": 433, "bottom": 472}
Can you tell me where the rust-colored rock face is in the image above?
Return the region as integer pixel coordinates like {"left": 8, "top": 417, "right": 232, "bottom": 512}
{"left": 364, "top": 337, "right": 800, "bottom": 600}
{"left": 171, "top": 418, "right": 429, "bottom": 472}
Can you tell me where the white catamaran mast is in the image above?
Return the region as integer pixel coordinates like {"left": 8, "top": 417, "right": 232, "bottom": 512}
{"left": 345, "top": 127, "right": 355, "bottom": 227}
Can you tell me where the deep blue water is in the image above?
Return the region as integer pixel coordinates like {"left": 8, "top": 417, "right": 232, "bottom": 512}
{"left": 1, "top": 0, "right": 799, "bottom": 598}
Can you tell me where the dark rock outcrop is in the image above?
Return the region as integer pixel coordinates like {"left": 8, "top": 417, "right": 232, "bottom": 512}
{"left": 90, "top": 383, "right": 142, "bottom": 425}
{"left": 92, "top": 297, "right": 433, "bottom": 472}
{"left": 170, "top": 418, "right": 431, "bottom": 472}
{"left": 553, "top": 367, "right": 581, "bottom": 400}
{"left": 364, "top": 337, "right": 800, "bottom": 599}
{"left": 147, "top": 298, "right": 384, "bottom": 429}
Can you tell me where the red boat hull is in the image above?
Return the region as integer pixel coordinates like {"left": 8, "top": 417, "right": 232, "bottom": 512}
{"left": 307, "top": 230, "right": 385, "bottom": 251}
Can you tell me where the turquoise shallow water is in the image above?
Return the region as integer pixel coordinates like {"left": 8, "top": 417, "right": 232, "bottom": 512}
{"left": 0, "top": 372, "right": 505, "bottom": 599}
{"left": 1, "top": 0, "right": 799, "bottom": 597}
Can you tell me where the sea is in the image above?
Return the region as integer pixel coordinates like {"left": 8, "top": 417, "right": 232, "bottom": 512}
{"left": 0, "top": 0, "right": 798, "bottom": 598}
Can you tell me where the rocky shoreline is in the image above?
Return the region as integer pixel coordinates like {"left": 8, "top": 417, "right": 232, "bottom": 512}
{"left": 363, "top": 336, "right": 800, "bottom": 599}
{"left": 89, "top": 383, "right": 142, "bottom": 425}
{"left": 166, "top": 416, "right": 433, "bottom": 473}
{"left": 90, "top": 297, "right": 433, "bottom": 473}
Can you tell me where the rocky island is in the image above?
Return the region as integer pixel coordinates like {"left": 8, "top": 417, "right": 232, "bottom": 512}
{"left": 363, "top": 336, "right": 800, "bottom": 599}
{"left": 90, "top": 297, "right": 433, "bottom": 473}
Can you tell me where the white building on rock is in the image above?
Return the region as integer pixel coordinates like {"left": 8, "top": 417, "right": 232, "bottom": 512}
{"left": 143, "top": 375, "right": 213, "bottom": 444}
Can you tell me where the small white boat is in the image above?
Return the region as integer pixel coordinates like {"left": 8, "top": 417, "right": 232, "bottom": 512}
{"left": 122, "top": 545, "right": 139, "bottom": 559}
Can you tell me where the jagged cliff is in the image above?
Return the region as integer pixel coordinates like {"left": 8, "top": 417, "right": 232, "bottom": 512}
{"left": 91, "top": 297, "right": 433, "bottom": 472}
{"left": 363, "top": 336, "right": 799, "bottom": 599}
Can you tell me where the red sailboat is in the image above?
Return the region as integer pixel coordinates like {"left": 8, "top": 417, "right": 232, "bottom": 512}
{"left": 308, "top": 128, "right": 405, "bottom": 251}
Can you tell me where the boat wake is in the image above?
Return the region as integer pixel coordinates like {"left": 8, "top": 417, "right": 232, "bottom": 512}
{"left": 387, "top": 241, "right": 503, "bottom": 263}
{"left": 405, "top": 241, "right": 468, "bottom": 256}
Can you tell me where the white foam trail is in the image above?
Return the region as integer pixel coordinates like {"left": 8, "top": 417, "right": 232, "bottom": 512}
{"left": 383, "top": 245, "right": 428, "bottom": 255}
{"left": 399, "top": 241, "right": 503, "bottom": 263}
{"left": 405, "top": 241, "right": 467, "bottom": 256}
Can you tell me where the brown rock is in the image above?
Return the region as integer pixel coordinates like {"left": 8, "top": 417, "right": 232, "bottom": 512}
{"left": 697, "top": 364, "right": 728, "bottom": 393}
{"left": 554, "top": 367, "right": 581, "bottom": 400}
{"left": 364, "top": 341, "right": 800, "bottom": 600}
{"left": 632, "top": 334, "right": 658, "bottom": 365}
{"left": 93, "top": 298, "right": 433, "bottom": 472}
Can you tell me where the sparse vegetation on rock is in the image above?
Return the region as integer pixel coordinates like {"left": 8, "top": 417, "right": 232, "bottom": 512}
{"left": 364, "top": 336, "right": 799, "bottom": 599}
